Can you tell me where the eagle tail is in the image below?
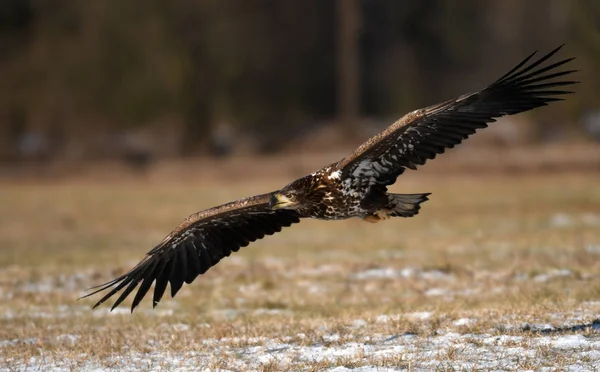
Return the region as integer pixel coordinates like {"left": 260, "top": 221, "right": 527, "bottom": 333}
{"left": 389, "top": 193, "right": 430, "bottom": 218}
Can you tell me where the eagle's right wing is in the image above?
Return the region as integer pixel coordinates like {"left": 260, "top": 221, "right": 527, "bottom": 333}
{"left": 81, "top": 192, "right": 301, "bottom": 312}
{"left": 337, "top": 45, "right": 577, "bottom": 188}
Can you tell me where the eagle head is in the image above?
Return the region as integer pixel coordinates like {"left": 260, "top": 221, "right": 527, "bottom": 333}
{"left": 270, "top": 174, "right": 330, "bottom": 211}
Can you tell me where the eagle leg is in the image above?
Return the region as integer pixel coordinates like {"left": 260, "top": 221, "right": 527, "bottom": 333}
{"left": 362, "top": 214, "right": 381, "bottom": 223}
{"left": 362, "top": 209, "right": 393, "bottom": 223}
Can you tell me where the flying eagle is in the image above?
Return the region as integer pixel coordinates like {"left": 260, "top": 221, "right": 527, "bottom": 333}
{"left": 84, "top": 46, "right": 576, "bottom": 311}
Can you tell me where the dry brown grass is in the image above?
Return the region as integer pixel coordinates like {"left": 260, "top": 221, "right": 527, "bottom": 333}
{"left": 1, "top": 150, "right": 600, "bottom": 370}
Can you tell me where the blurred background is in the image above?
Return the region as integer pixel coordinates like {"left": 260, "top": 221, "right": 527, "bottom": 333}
{"left": 1, "top": 0, "right": 599, "bottom": 177}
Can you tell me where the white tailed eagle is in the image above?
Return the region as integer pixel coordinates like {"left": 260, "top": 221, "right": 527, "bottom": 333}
{"left": 84, "top": 46, "right": 577, "bottom": 311}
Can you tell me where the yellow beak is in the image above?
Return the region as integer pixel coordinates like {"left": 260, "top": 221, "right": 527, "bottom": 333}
{"left": 270, "top": 193, "right": 295, "bottom": 209}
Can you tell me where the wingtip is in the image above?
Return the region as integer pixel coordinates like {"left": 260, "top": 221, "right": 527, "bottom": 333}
{"left": 129, "top": 299, "right": 143, "bottom": 313}
{"left": 547, "top": 43, "right": 566, "bottom": 56}
{"left": 78, "top": 290, "right": 92, "bottom": 300}
{"left": 543, "top": 44, "right": 568, "bottom": 61}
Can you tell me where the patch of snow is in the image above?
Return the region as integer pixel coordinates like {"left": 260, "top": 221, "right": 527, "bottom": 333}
{"left": 349, "top": 319, "right": 367, "bottom": 328}
{"left": 1, "top": 305, "right": 176, "bottom": 321}
{"left": 55, "top": 334, "right": 80, "bottom": 346}
{"left": 0, "top": 334, "right": 80, "bottom": 349}
{"left": 453, "top": 318, "right": 476, "bottom": 327}
{"left": 91, "top": 307, "right": 131, "bottom": 316}
{"left": 322, "top": 333, "right": 341, "bottom": 342}
{"left": 424, "top": 288, "right": 451, "bottom": 297}
{"left": 375, "top": 312, "right": 433, "bottom": 323}
{"left": 351, "top": 267, "right": 454, "bottom": 281}
{"left": 1, "top": 305, "right": 88, "bottom": 320}
{"left": 351, "top": 268, "right": 402, "bottom": 280}
{"left": 481, "top": 334, "right": 525, "bottom": 346}
{"left": 237, "top": 282, "right": 263, "bottom": 293}
{"left": 399, "top": 267, "right": 417, "bottom": 278}
{"left": 252, "top": 308, "right": 293, "bottom": 316}
{"left": 0, "top": 337, "right": 37, "bottom": 348}
{"left": 585, "top": 244, "right": 600, "bottom": 254}
{"left": 17, "top": 272, "right": 95, "bottom": 294}
{"left": 552, "top": 335, "right": 590, "bottom": 349}
{"left": 549, "top": 213, "right": 573, "bottom": 227}
{"left": 549, "top": 213, "right": 600, "bottom": 228}
{"left": 533, "top": 269, "right": 573, "bottom": 283}
{"left": 18, "top": 279, "right": 55, "bottom": 293}
{"left": 306, "top": 284, "right": 327, "bottom": 294}
{"left": 171, "top": 323, "right": 190, "bottom": 332}
{"left": 375, "top": 314, "right": 395, "bottom": 323}
{"left": 226, "top": 256, "right": 248, "bottom": 265}
{"left": 406, "top": 311, "right": 434, "bottom": 321}
{"left": 513, "top": 272, "right": 530, "bottom": 281}
{"left": 522, "top": 323, "right": 556, "bottom": 332}
{"left": 420, "top": 270, "right": 453, "bottom": 281}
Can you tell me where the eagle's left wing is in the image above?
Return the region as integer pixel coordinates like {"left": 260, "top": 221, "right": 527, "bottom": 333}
{"left": 336, "top": 45, "right": 577, "bottom": 188}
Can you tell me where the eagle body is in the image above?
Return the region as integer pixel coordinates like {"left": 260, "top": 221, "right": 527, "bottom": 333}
{"left": 273, "top": 164, "right": 428, "bottom": 221}
{"left": 84, "top": 46, "right": 577, "bottom": 311}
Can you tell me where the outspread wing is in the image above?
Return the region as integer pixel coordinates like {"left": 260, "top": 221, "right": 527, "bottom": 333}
{"left": 337, "top": 45, "right": 577, "bottom": 188}
{"left": 82, "top": 192, "right": 301, "bottom": 312}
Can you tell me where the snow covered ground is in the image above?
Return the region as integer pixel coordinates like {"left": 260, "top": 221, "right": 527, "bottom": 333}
{"left": 2, "top": 319, "right": 600, "bottom": 371}
{"left": 3, "top": 262, "right": 600, "bottom": 371}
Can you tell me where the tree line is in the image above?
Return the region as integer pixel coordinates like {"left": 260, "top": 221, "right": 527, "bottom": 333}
{"left": 1, "top": 0, "right": 598, "bottom": 161}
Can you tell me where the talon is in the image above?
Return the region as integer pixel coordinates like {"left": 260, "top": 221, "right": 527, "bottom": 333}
{"left": 375, "top": 209, "right": 392, "bottom": 220}
{"left": 363, "top": 215, "right": 381, "bottom": 223}
{"left": 363, "top": 209, "right": 392, "bottom": 223}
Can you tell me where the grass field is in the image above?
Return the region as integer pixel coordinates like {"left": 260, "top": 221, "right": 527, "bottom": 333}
{"left": 1, "top": 147, "right": 600, "bottom": 371}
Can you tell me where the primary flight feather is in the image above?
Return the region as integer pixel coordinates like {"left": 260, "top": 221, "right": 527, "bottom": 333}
{"left": 83, "top": 45, "right": 577, "bottom": 311}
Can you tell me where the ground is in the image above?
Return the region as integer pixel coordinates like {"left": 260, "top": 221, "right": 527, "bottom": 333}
{"left": 1, "top": 144, "right": 600, "bottom": 371}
